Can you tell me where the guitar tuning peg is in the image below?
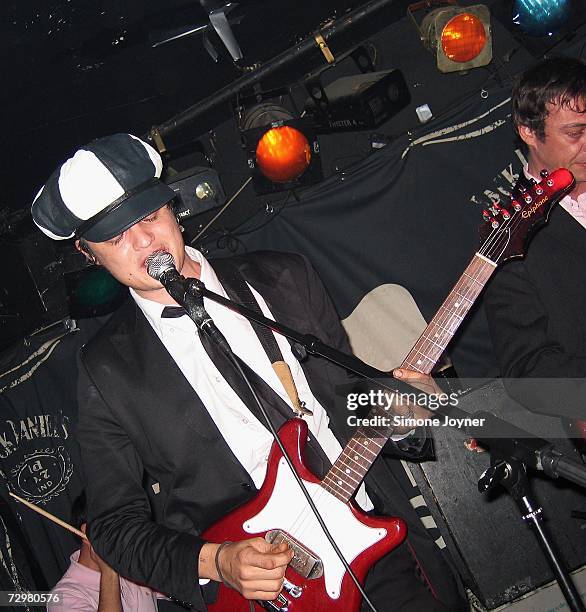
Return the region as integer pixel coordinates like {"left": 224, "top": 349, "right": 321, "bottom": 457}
{"left": 512, "top": 200, "right": 522, "bottom": 212}
{"left": 502, "top": 210, "right": 511, "bottom": 220}
{"left": 518, "top": 184, "right": 527, "bottom": 193}
{"left": 524, "top": 194, "right": 533, "bottom": 203}
{"left": 483, "top": 210, "right": 492, "bottom": 221}
{"left": 540, "top": 169, "right": 549, "bottom": 178}
{"left": 491, "top": 219, "right": 500, "bottom": 228}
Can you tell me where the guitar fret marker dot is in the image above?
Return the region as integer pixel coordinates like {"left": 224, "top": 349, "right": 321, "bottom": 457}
{"left": 345, "top": 468, "right": 350, "bottom": 474}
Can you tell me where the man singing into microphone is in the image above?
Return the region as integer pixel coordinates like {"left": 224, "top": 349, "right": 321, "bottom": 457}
{"left": 31, "top": 133, "right": 465, "bottom": 611}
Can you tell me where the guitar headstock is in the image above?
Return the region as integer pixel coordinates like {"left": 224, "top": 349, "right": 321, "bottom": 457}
{"left": 478, "top": 168, "right": 575, "bottom": 265}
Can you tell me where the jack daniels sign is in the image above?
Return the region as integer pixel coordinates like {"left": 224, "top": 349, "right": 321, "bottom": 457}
{"left": 0, "top": 324, "right": 94, "bottom": 591}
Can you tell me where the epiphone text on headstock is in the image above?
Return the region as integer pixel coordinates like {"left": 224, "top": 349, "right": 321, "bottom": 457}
{"left": 521, "top": 195, "right": 548, "bottom": 219}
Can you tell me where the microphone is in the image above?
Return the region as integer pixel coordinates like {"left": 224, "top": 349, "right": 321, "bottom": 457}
{"left": 145, "top": 251, "right": 187, "bottom": 305}
{"left": 146, "top": 251, "right": 230, "bottom": 351}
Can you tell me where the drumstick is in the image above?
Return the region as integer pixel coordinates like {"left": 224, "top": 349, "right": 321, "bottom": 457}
{"left": 8, "top": 492, "right": 87, "bottom": 539}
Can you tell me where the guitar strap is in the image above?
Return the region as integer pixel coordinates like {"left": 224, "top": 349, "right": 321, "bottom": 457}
{"left": 211, "top": 259, "right": 310, "bottom": 417}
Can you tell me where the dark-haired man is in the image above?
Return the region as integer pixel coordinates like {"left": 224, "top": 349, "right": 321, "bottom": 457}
{"left": 32, "top": 133, "right": 465, "bottom": 611}
{"left": 485, "top": 56, "right": 586, "bottom": 437}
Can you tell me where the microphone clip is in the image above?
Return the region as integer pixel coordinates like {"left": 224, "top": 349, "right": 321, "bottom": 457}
{"left": 184, "top": 278, "right": 206, "bottom": 300}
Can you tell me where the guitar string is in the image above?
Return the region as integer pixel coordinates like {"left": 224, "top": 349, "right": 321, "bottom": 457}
{"left": 288, "top": 205, "right": 526, "bottom": 540}
{"left": 407, "top": 172, "right": 569, "bottom": 369}
{"left": 426, "top": 175, "right": 563, "bottom": 356}
{"left": 407, "top": 184, "right": 548, "bottom": 370}
{"left": 401, "top": 208, "right": 515, "bottom": 371}
{"left": 282, "top": 181, "right": 562, "bottom": 563}
{"left": 310, "top": 193, "right": 539, "bottom": 510}
{"left": 311, "top": 200, "right": 527, "bottom": 505}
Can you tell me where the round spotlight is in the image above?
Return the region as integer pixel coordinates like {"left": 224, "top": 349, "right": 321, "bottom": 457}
{"left": 255, "top": 126, "right": 311, "bottom": 183}
{"left": 421, "top": 4, "right": 492, "bottom": 73}
{"left": 512, "top": 0, "right": 571, "bottom": 37}
{"left": 441, "top": 13, "right": 488, "bottom": 63}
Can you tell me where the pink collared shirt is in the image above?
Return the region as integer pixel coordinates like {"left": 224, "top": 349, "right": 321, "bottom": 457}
{"left": 559, "top": 191, "right": 586, "bottom": 230}
{"left": 49, "top": 550, "right": 160, "bottom": 611}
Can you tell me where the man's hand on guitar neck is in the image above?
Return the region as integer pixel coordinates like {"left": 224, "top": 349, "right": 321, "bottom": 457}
{"left": 389, "top": 369, "right": 444, "bottom": 434}
{"left": 199, "top": 538, "right": 293, "bottom": 601}
{"left": 393, "top": 368, "right": 443, "bottom": 396}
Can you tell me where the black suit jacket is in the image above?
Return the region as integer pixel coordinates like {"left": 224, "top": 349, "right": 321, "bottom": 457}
{"left": 78, "top": 251, "right": 448, "bottom": 608}
{"left": 484, "top": 205, "right": 586, "bottom": 418}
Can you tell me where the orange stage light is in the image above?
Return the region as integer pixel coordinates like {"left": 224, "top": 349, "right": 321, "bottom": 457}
{"left": 441, "top": 13, "right": 488, "bottom": 63}
{"left": 255, "top": 126, "right": 312, "bottom": 183}
{"left": 418, "top": 4, "right": 492, "bottom": 73}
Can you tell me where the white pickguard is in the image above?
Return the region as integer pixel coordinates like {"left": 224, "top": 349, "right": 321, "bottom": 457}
{"left": 243, "top": 458, "right": 386, "bottom": 599}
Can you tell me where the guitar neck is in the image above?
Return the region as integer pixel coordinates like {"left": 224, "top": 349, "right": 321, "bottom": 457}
{"left": 321, "top": 253, "right": 497, "bottom": 503}
{"left": 401, "top": 253, "right": 496, "bottom": 374}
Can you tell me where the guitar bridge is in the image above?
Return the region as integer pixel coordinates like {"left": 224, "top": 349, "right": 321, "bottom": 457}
{"left": 265, "top": 529, "right": 323, "bottom": 579}
{"left": 258, "top": 593, "right": 289, "bottom": 611}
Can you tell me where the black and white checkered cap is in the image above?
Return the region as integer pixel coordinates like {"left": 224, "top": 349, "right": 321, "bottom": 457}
{"left": 31, "top": 133, "right": 176, "bottom": 243}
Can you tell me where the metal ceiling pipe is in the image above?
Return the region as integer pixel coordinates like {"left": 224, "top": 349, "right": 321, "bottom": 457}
{"left": 147, "top": 0, "right": 395, "bottom": 143}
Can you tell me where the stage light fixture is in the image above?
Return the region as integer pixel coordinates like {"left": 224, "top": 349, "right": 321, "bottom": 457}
{"left": 255, "top": 125, "right": 312, "bottom": 183}
{"left": 240, "top": 102, "right": 323, "bottom": 194}
{"left": 165, "top": 166, "right": 226, "bottom": 220}
{"left": 419, "top": 4, "right": 492, "bottom": 73}
{"left": 304, "top": 69, "right": 411, "bottom": 132}
{"left": 512, "top": 0, "right": 571, "bottom": 37}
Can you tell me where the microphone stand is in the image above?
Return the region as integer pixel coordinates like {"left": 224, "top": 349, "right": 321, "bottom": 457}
{"left": 477, "top": 454, "right": 585, "bottom": 612}
{"left": 184, "top": 277, "right": 586, "bottom": 610}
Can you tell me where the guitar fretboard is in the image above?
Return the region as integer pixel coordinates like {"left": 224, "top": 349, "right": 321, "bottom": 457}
{"left": 320, "top": 253, "right": 497, "bottom": 503}
{"left": 402, "top": 253, "right": 496, "bottom": 375}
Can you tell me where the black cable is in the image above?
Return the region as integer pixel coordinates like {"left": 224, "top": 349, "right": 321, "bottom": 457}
{"left": 197, "top": 190, "right": 294, "bottom": 251}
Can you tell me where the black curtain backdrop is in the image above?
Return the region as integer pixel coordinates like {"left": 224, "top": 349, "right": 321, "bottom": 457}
{"left": 223, "top": 84, "right": 525, "bottom": 379}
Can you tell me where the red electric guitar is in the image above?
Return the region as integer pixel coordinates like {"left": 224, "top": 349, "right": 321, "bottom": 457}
{"left": 204, "top": 168, "right": 575, "bottom": 611}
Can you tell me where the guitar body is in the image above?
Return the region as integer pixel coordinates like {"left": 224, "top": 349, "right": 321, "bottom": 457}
{"left": 203, "top": 419, "right": 406, "bottom": 611}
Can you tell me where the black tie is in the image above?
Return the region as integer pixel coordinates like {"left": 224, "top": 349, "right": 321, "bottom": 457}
{"left": 159, "top": 300, "right": 331, "bottom": 477}
{"left": 160, "top": 300, "right": 291, "bottom": 426}
{"left": 161, "top": 305, "right": 187, "bottom": 318}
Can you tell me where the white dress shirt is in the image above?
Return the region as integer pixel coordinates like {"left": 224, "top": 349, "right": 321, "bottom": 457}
{"left": 131, "top": 247, "right": 374, "bottom": 511}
